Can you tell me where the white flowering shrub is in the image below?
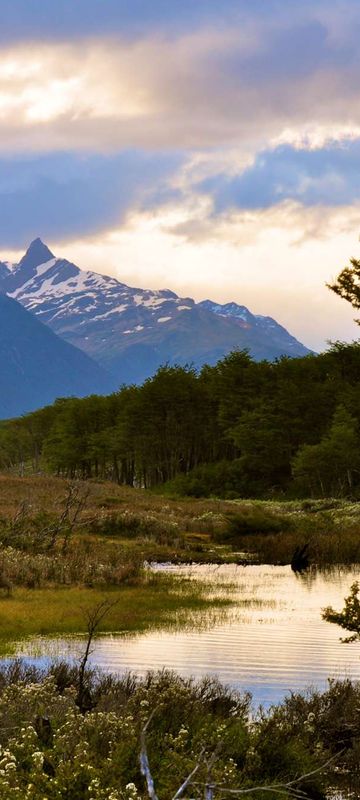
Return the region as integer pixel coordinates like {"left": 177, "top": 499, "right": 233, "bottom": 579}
{"left": 0, "top": 664, "right": 342, "bottom": 799}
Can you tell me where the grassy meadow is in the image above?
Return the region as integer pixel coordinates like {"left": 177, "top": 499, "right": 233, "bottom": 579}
{"left": 0, "top": 474, "right": 238, "bottom": 648}
{"left": 0, "top": 474, "right": 359, "bottom": 647}
{"left": 0, "top": 476, "right": 358, "bottom": 796}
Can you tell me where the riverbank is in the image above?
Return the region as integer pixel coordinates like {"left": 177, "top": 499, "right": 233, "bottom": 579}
{"left": 1, "top": 473, "right": 360, "bottom": 566}
{"left": 14, "top": 563, "right": 360, "bottom": 709}
{"left": 0, "top": 576, "right": 234, "bottom": 653}
{"left": 1, "top": 474, "right": 360, "bottom": 648}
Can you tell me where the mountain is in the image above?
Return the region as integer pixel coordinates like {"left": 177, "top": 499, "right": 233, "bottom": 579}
{"left": 0, "top": 239, "right": 312, "bottom": 384}
{"left": 0, "top": 294, "right": 116, "bottom": 419}
{"left": 198, "top": 300, "right": 306, "bottom": 357}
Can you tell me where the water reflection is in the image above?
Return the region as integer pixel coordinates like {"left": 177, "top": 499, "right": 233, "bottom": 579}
{"left": 13, "top": 564, "right": 360, "bottom": 708}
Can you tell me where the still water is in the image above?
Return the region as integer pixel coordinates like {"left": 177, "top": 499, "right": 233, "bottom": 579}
{"left": 15, "top": 564, "right": 360, "bottom": 707}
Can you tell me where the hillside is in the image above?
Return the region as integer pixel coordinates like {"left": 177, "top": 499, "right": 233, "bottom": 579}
{"left": 0, "top": 294, "right": 115, "bottom": 418}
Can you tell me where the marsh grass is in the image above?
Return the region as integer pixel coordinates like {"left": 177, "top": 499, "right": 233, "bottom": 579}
{"left": 0, "top": 569, "right": 235, "bottom": 651}
{"left": 218, "top": 503, "right": 360, "bottom": 565}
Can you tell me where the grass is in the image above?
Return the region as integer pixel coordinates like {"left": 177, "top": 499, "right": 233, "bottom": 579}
{"left": 219, "top": 500, "right": 360, "bottom": 564}
{"left": 0, "top": 473, "right": 237, "bottom": 646}
{"left": 0, "top": 573, "right": 233, "bottom": 652}
{"left": 0, "top": 473, "right": 229, "bottom": 524}
{"left": 1, "top": 471, "right": 360, "bottom": 583}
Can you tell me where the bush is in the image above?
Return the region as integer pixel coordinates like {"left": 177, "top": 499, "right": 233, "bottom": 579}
{"left": 89, "top": 511, "right": 182, "bottom": 546}
{"left": 162, "top": 460, "right": 247, "bottom": 499}
{"left": 0, "top": 663, "right": 338, "bottom": 800}
{"left": 217, "top": 508, "right": 292, "bottom": 543}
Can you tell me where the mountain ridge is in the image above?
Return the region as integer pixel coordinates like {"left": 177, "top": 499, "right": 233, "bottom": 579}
{"left": 0, "top": 239, "right": 312, "bottom": 385}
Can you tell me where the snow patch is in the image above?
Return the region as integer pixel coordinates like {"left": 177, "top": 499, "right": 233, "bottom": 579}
{"left": 141, "top": 296, "right": 167, "bottom": 308}
{"left": 35, "top": 258, "right": 57, "bottom": 277}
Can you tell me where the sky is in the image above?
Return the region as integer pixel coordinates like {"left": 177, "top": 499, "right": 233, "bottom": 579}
{"left": 1, "top": 1, "right": 360, "bottom": 350}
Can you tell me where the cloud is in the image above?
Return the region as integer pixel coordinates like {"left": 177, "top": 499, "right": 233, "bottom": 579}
{"left": 166, "top": 196, "right": 360, "bottom": 250}
{"left": 43, "top": 201, "right": 360, "bottom": 352}
{"left": 0, "top": 151, "right": 182, "bottom": 247}
{"left": 0, "top": 8, "right": 359, "bottom": 154}
{"left": 196, "top": 140, "right": 360, "bottom": 212}
{"left": 1, "top": 137, "right": 360, "bottom": 250}
{"left": 0, "top": 0, "right": 342, "bottom": 44}
{"left": 1, "top": 0, "right": 360, "bottom": 354}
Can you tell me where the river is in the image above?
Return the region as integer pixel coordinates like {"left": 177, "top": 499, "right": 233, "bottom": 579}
{"left": 14, "top": 563, "right": 360, "bottom": 707}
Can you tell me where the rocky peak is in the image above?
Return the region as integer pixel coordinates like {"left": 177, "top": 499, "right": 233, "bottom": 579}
{"left": 18, "top": 238, "right": 55, "bottom": 272}
{"left": 2, "top": 239, "right": 56, "bottom": 293}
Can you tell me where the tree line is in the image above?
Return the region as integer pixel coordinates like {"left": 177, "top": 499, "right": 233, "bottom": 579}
{"left": 2, "top": 340, "right": 360, "bottom": 498}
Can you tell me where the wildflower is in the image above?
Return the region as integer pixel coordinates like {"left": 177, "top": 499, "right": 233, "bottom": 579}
{"left": 125, "top": 783, "right": 138, "bottom": 798}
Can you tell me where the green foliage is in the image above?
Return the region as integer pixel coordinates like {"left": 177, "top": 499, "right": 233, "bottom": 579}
{"left": 4, "top": 343, "right": 360, "bottom": 498}
{"left": 293, "top": 406, "right": 360, "bottom": 497}
{"left": 162, "top": 460, "right": 245, "bottom": 498}
{"left": 323, "top": 581, "right": 360, "bottom": 642}
{"left": 327, "top": 256, "right": 360, "bottom": 314}
{"left": 220, "top": 509, "right": 289, "bottom": 542}
{"left": 0, "top": 662, "right": 349, "bottom": 799}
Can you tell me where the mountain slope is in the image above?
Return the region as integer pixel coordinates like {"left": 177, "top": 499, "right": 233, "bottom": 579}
{"left": 0, "top": 294, "right": 116, "bottom": 418}
{"left": 198, "top": 300, "right": 306, "bottom": 358}
{"left": 0, "top": 239, "right": 312, "bottom": 384}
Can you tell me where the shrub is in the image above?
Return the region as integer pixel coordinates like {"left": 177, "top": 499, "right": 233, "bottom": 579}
{"left": 162, "top": 460, "right": 247, "bottom": 499}
{"left": 0, "top": 663, "right": 351, "bottom": 798}
{"left": 89, "top": 511, "right": 183, "bottom": 547}
{"left": 217, "top": 508, "right": 292, "bottom": 543}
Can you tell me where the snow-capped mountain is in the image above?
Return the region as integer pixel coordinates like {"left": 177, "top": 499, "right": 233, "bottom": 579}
{"left": 198, "top": 300, "right": 306, "bottom": 355}
{"left": 0, "top": 239, "right": 312, "bottom": 384}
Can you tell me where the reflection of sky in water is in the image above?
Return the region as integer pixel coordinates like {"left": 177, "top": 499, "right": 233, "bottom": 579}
{"left": 15, "top": 565, "right": 360, "bottom": 708}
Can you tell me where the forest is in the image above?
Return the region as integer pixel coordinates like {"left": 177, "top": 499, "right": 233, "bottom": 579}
{"left": 2, "top": 340, "right": 360, "bottom": 499}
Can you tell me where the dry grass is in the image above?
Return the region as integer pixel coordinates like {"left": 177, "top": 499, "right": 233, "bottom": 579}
{"left": 2, "top": 474, "right": 360, "bottom": 566}
{"left": 0, "top": 474, "right": 233, "bottom": 529}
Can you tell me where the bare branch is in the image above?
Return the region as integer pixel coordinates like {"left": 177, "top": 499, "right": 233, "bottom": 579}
{"left": 190, "top": 749, "right": 344, "bottom": 799}
{"left": 77, "top": 598, "right": 118, "bottom": 713}
{"left": 140, "top": 714, "right": 159, "bottom": 800}
{"left": 284, "top": 748, "right": 345, "bottom": 790}
{"left": 172, "top": 749, "right": 205, "bottom": 800}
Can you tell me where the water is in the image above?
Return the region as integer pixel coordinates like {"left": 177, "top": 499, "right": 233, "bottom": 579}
{"left": 14, "top": 564, "right": 360, "bottom": 707}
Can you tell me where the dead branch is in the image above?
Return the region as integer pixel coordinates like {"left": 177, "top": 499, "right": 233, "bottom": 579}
{"left": 77, "top": 597, "right": 118, "bottom": 712}
{"left": 192, "top": 748, "right": 344, "bottom": 798}
{"left": 140, "top": 709, "right": 159, "bottom": 800}
{"left": 140, "top": 709, "right": 344, "bottom": 800}
{"left": 171, "top": 750, "right": 205, "bottom": 800}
